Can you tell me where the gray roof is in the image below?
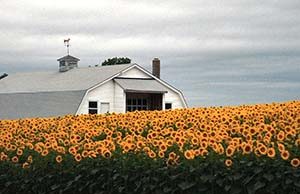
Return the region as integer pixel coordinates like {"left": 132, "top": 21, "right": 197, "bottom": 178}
{"left": 0, "top": 64, "right": 133, "bottom": 119}
{"left": 0, "top": 90, "right": 85, "bottom": 120}
{"left": 114, "top": 78, "right": 168, "bottom": 93}
{"left": 57, "top": 55, "right": 80, "bottom": 61}
{"left": 0, "top": 64, "right": 133, "bottom": 93}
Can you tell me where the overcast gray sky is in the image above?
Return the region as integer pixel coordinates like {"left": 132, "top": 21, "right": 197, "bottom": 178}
{"left": 0, "top": 0, "right": 299, "bottom": 107}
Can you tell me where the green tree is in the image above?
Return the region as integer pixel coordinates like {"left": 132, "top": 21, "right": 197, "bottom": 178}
{"left": 101, "top": 57, "right": 131, "bottom": 66}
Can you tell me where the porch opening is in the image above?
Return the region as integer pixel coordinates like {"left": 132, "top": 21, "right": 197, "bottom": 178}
{"left": 126, "top": 93, "right": 162, "bottom": 112}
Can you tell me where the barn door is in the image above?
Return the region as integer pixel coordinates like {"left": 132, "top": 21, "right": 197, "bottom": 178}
{"left": 100, "top": 102, "right": 110, "bottom": 113}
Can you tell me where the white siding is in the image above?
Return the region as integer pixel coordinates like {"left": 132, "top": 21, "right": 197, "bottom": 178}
{"left": 113, "top": 81, "right": 126, "bottom": 113}
{"left": 163, "top": 88, "right": 184, "bottom": 109}
{"left": 77, "top": 80, "right": 116, "bottom": 114}
{"left": 77, "top": 66, "right": 185, "bottom": 115}
{"left": 119, "top": 67, "right": 151, "bottom": 78}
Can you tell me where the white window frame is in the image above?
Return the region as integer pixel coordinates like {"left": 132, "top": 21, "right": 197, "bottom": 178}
{"left": 126, "top": 97, "right": 148, "bottom": 112}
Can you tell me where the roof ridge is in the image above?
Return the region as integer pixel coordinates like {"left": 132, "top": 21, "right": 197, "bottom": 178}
{"left": 6, "top": 63, "right": 134, "bottom": 75}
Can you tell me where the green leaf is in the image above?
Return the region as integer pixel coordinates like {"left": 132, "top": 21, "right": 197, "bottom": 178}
{"left": 163, "top": 187, "right": 172, "bottom": 193}
{"left": 233, "top": 172, "right": 243, "bottom": 181}
{"left": 169, "top": 173, "right": 182, "bottom": 181}
{"left": 50, "top": 184, "right": 60, "bottom": 191}
{"left": 178, "top": 181, "right": 196, "bottom": 191}
{"left": 74, "top": 174, "right": 82, "bottom": 181}
{"left": 91, "top": 169, "right": 99, "bottom": 175}
{"left": 200, "top": 174, "right": 214, "bottom": 183}
{"left": 242, "top": 175, "right": 253, "bottom": 185}
{"left": 263, "top": 173, "right": 274, "bottom": 182}
{"left": 112, "top": 173, "right": 120, "bottom": 180}
{"left": 294, "top": 181, "right": 300, "bottom": 188}
{"left": 224, "top": 185, "right": 231, "bottom": 191}
{"left": 122, "top": 174, "right": 128, "bottom": 181}
{"left": 254, "top": 181, "right": 266, "bottom": 191}
{"left": 216, "top": 178, "right": 224, "bottom": 187}
{"left": 118, "top": 186, "right": 125, "bottom": 193}
{"left": 230, "top": 185, "right": 242, "bottom": 194}
{"left": 254, "top": 167, "right": 263, "bottom": 174}
{"left": 4, "top": 181, "right": 13, "bottom": 187}
{"left": 285, "top": 179, "right": 293, "bottom": 185}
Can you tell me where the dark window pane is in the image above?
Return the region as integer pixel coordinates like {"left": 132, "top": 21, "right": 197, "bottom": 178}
{"left": 138, "top": 99, "right": 142, "bottom": 105}
{"left": 138, "top": 107, "right": 142, "bottom": 110}
{"left": 143, "top": 99, "right": 147, "bottom": 105}
{"left": 127, "top": 99, "right": 131, "bottom": 105}
{"left": 132, "top": 99, "right": 136, "bottom": 105}
{"left": 89, "top": 101, "right": 97, "bottom": 108}
{"left": 89, "top": 109, "right": 98, "bottom": 114}
{"left": 132, "top": 107, "right": 136, "bottom": 111}
{"left": 165, "top": 103, "right": 172, "bottom": 110}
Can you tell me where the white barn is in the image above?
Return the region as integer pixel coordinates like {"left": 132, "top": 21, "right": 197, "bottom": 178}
{"left": 0, "top": 55, "right": 187, "bottom": 120}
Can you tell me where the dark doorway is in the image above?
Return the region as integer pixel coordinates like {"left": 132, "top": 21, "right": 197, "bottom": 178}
{"left": 126, "top": 93, "right": 162, "bottom": 112}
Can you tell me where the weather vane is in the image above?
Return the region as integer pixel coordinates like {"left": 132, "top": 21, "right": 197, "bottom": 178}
{"left": 64, "top": 38, "right": 71, "bottom": 55}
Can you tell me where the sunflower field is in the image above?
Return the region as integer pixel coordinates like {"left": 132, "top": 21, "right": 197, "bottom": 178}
{"left": 0, "top": 101, "right": 300, "bottom": 194}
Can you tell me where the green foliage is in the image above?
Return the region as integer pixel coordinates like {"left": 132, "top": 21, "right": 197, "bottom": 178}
{"left": 1, "top": 156, "right": 300, "bottom": 194}
{"left": 101, "top": 57, "right": 131, "bottom": 66}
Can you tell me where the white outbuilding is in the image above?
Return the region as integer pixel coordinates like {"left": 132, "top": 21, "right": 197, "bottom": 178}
{"left": 0, "top": 55, "right": 187, "bottom": 119}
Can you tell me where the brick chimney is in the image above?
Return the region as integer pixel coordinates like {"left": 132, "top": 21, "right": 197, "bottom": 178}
{"left": 152, "top": 58, "right": 160, "bottom": 78}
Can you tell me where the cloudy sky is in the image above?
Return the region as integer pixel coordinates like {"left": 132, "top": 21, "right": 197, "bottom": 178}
{"left": 0, "top": 0, "right": 299, "bottom": 107}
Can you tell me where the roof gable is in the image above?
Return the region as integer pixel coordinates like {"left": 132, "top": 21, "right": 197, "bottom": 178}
{"left": 129, "top": 64, "right": 188, "bottom": 107}
{"left": 57, "top": 55, "right": 80, "bottom": 61}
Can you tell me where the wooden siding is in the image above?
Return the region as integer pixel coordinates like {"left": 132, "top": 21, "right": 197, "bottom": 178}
{"left": 119, "top": 67, "right": 151, "bottom": 78}
{"left": 77, "top": 80, "right": 115, "bottom": 114}
{"left": 77, "top": 66, "right": 185, "bottom": 115}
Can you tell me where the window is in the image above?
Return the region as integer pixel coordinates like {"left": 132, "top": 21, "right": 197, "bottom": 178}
{"left": 88, "top": 101, "right": 98, "bottom": 114}
{"left": 100, "top": 102, "right": 110, "bottom": 114}
{"left": 126, "top": 98, "right": 148, "bottom": 112}
{"left": 165, "top": 103, "right": 172, "bottom": 110}
{"left": 59, "top": 61, "right": 66, "bottom": 67}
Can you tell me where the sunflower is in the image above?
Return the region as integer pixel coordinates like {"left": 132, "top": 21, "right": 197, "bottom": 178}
{"left": 277, "top": 143, "right": 285, "bottom": 152}
{"left": 168, "top": 152, "right": 177, "bottom": 160}
{"left": 277, "top": 131, "right": 285, "bottom": 141}
{"left": 75, "top": 154, "right": 82, "bottom": 162}
{"left": 82, "top": 150, "right": 89, "bottom": 158}
{"left": 184, "top": 150, "right": 195, "bottom": 160}
{"left": 242, "top": 143, "right": 252, "bottom": 155}
{"left": 22, "top": 162, "right": 30, "bottom": 169}
{"left": 102, "top": 150, "right": 112, "bottom": 159}
{"left": 267, "top": 147, "right": 276, "bottom": 158}
{"left": 158, "top": 151, "right": 165, "bottom": 158}
{"left": 11, "top": 156, "right": 19, "bottom": 163}
{"left": 225, "top": 146, "right": 235, "bottom": 157}
{"left": 280, "top": 150, "right": 290, "bottom": 160}
{"left": 41, "top": 149, "right": 49, "bottom": 157}
{"left": 16, "top": 148, "right": 23, "bottom": 156}
{"left": 291, "top": 158, "right": 300, "bottom": 168}
{"left": 148, "top": 150, "right": 156, "bottom": 159}
{"left": 27, "top": 155, "right": 33, "bottom": 163}
{"left": 258, "top": 145, "right": 267, "bottom": 155}
{"left": 0, "top": 154, "right": 8, "bottom": 161}
{"left": 56, "top": 155, "right": 63, "bottom": 163}
{"left": 225, "top": 159, "right": 233, "bottom": 167}
{"left": 159, "top": 143, "right": 168, "bottom": 152}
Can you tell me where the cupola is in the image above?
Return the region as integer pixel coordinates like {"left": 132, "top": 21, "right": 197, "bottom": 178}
{"left": 57, "top": 55, "right": 80, "bottom": 72}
